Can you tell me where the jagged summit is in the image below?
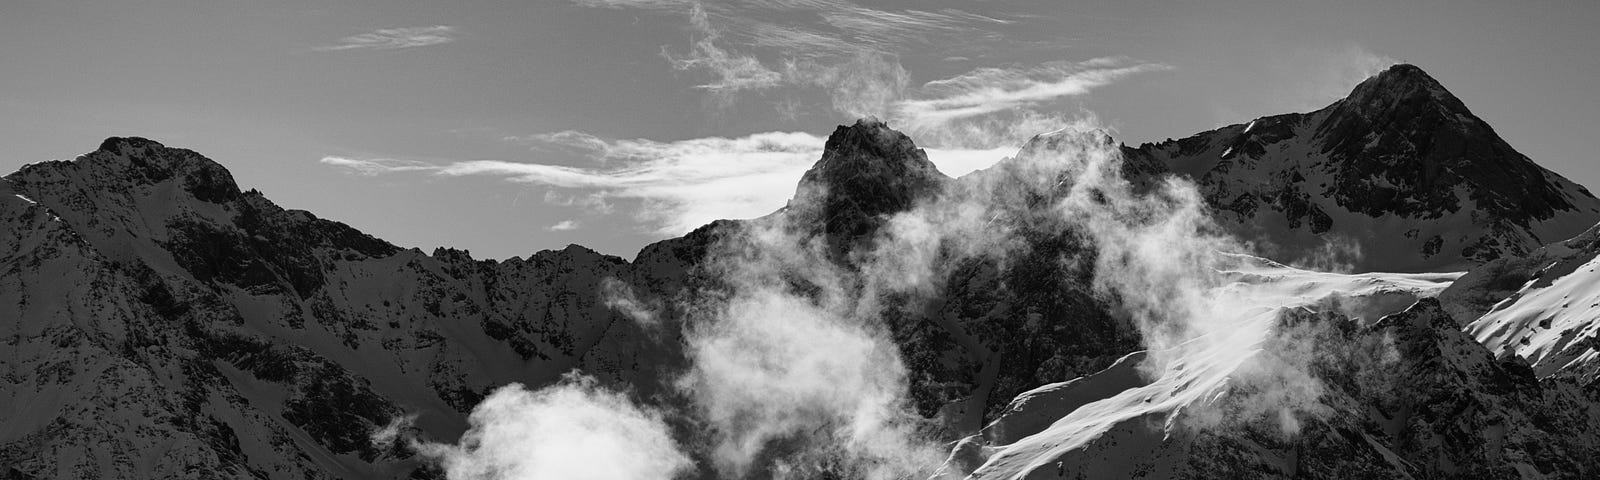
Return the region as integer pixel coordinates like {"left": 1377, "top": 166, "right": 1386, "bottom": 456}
{"left": 1120, "top": 63, "right": 1600, "bottom": 272}
{"left": 1337, "top": 63, "right": 1470, "bottom": 119}
{"left": 98, "top": 136, "right": 165, "bottom": 154}
{"left": 798, "top": 118, "right": 944, "bottom": 195}
{"left": 1316, "top": 64, "right": 1589, "bottom": 227}
{"left": 12, "top": 136, "right": 244, "bottom": 204}
{"left": 790, "top": 118, "right": 946, "bottom": 241}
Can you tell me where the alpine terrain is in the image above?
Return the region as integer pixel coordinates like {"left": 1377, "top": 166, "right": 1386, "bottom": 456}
{"left": 4, "top": 64, "right": 1600, "bottom": 480}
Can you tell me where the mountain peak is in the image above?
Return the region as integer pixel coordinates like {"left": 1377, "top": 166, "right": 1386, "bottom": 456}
{"left": 795, "top": 118, "right": 944, "bottom": 200}
{"left": 1311, "top": 62, "right": 1589, "bottom": 235}
{"left": 97, "top": 136, "right": 167, "bottom": 156}
{"left": 8, "top": 137, "right": 244, "bottom": 205}
{"left": 789, "top": 118, "right": 945, "bottom": 245}
{"left": 1339, "top": 63, "right": 1471, "bottom": 120}
{"left": 815, "top": 117, "right": 931, "bottom": 168}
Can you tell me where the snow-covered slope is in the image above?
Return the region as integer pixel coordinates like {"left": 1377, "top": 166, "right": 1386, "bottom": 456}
{"left": 1124, "top": 64, "right": 1600, "bottom": 273}
{"left": 1443, "top": 223, "right": 1600, "bottom": 383}
{"left": 944, "top": 262, "right": 1600, "bottom": 479}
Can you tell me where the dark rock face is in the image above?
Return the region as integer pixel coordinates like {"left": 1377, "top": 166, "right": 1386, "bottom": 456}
{"left": 1124, "top": 64, "right": 1600, "bottom": 272}
{"left": 0, "top": 139, "right": 669, "bottom": 479}
{"left": 790, "top": 118, "right": 948, "bottom": 253}
{"left": 1317, "top": 65, "right": 1581, "bottom": 223}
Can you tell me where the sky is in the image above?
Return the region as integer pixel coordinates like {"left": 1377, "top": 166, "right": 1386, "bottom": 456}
{"left": 3, "top": 0, "right": 1598, "bottom": 260}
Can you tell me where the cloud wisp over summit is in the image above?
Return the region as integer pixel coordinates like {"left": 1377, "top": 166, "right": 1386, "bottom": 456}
{"left": 894, "top": 58, "right": 1171, "bottom": 148}
{"left": 313, "top": 25, "right": 458, "bottom": 51}
{"left": 567, "top": 0, "right": 1166, "bottom": 148}
{"left": 321, "top": 130, "right": 1013, "bottom": 236}
{"left": 567, "top": 0, "right": 1064, "bottom": 120}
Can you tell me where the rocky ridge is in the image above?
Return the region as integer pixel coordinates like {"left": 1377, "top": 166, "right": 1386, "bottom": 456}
{"left": 4, "top": 64, "right": 1600, "bottom": 479}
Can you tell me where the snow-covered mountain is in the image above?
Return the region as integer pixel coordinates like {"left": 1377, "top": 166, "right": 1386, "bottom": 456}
{"left": 1441, "top": 223, "right": 1600, "bottom": 384}
{"left": 5, "top": 64, "right": 1600, "bottom": 480}
{"left": 940, "top": 261, "right": 1600, "bottom": 479}
{"left": 1124, "top": 64, "right": 1600, "bottom": 273}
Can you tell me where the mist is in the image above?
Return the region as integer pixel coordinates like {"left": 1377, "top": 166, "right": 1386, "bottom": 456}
{"left": 395, "top": 373, "right": 691, "bottom": 480}
{"left": 385, "top": 116, "right": 1399, "bottom": 479}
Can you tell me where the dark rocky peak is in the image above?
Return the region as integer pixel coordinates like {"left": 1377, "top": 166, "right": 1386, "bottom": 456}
{"left": 11, "top": 136, "right": 243, "bottom": 204}
{"left": 97, "top": 136, "right": 166, "bottom": 156}
{"left": 1317, "top": 63, "right": 1487, "bottom": 146}
{"left": 98, "top": 137, "right": 243, "bottom": 203}
{"left": 432, "top": 246, "right": 476, "bottom": 263}
{"left": 789, "top": 118, "right": 947, "bottom": 241}
{"left": 1312, "top": 64, "right": 1593, "bottom": 225}
{"left": 795, "top": 118, "right": 945, "bottom": 203}
{"left": 1314, "top": 63, "right": 1502, "bottom": 160}
{"left": 1336, "top": 63, "right": 1471, "bottom": 121}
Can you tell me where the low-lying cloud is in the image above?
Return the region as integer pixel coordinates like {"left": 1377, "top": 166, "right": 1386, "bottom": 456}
{"left": 379, "top": 116, "right": 1397, "bottom": 479}
{"left": 400, "top": 373, "right": 691, "bottom": 480}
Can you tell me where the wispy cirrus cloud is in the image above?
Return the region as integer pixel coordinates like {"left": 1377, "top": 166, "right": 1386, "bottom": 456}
{"left": 570, "top": 0, "right": 689, "bottom": 10}
{"left": 902, "top": 58, "right": 1168, "bottom": 124}
{"left": 319, "top": 156, "right": 438, "bottom": 175}
{"left": 661, "top": 4, "right": 783, "bottom": 96}
{"left": 566, "top": 0, "right": 1169, "bottom": 152}
{"left": 444, "top": 131, "right": 822, "bottom": 233}
{"left": 572, "top": 0, "right": 1020, "bottom": 118}
{"left": 313, "top": 25, "right": 457, "bottom": 52}
{"left": 891, "top": 58, "right": 1171, "bottom": 147}
{"left": 324, "top": 131, "right": 823, "bottom": 234}
{"left": 323, "top": 130, "right": 1011, "bottom": 235}
{"left": 547, "top": 220, "right": 582, "bottom": 231}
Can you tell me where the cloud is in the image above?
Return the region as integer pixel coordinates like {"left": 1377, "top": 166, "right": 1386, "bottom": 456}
{"left": 319, "top": 156, "right": 438, "bottom": 175}
{"left": 782, "top": 52, "right": 910, "bottom": 118}
{"left": 407, "top": 373, "right": 692, "bottom": 480}
{"left": 570, "top": 0, "right": 689, "bottom": 9}
{"left": 571, "top": 0, "right": 1036, "bottom": 118}
{"left": 323, "top": 130, "right": 1011, "bottom": 236}
{"left": 600, "top": 277, "right": 662, "bottom": 327}
{"left": 313, "top": 25, "right": 457, "bottom": 51}
{"left": 661, "top": 3, "right": 783, "bottom": 96}
{"left": 547, "top": 219, "right": 581, "bottom": 231}
{"left": 395, "top": 119, "right": 1371, "bottom": 479}
{"left": 1317, "top": 44, "right": 1398, "bottom": 101}
{"left": 1266, "top": 44, "right": 1399, "bottom": 110}
{"left": 892, "top": 58, "right": 1170, "bottom": 146}
{"left": 922, "top": 146, "right": 1014, "bottom": 178}
{"left": 568, "top": 0, "right": 1163, "bottom": 139}
{"left": 817, "top": 6, "right": 1007, "bottom": 50}
{"left": 456, "top": 130, "right": 824, "bottom": 234}
{"left": 677, "top": 278, "right": 941, "bottom": 478}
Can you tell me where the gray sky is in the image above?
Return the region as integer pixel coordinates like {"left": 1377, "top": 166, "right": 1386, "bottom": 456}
{"left": 4, "top": 0, "right": 1597, "bottom": 259}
